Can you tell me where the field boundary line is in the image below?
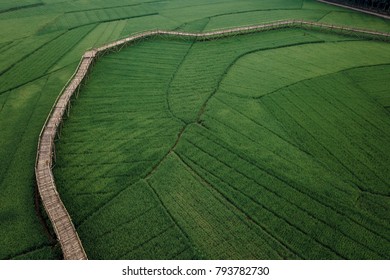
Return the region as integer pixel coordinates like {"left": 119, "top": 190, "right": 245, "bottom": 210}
{"left": 35, "top": 19, "right": 390, "bottom": 260}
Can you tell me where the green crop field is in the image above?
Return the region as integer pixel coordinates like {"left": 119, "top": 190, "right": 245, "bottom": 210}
{"left": 0, "top": 0, "right": 389, "bottom": 260}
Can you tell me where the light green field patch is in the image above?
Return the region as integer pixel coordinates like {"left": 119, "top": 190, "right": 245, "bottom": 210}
{"left": 0, "top": 15, "right": 59, "bottom": 42}
{"left": 0, "top": 64, "right": 75, "bottom": 260}
{"left": 220, "top": 41, "right": 390, "bottom": 98}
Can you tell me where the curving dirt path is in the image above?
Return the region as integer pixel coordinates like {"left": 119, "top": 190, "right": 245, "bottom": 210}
{"left": 35, "top": 19, "right": 390, "bottom": 260}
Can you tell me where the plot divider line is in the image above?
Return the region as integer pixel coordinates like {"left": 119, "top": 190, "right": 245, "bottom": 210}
{"left": 144, "top": 179, "right": 195, "bottom": 255}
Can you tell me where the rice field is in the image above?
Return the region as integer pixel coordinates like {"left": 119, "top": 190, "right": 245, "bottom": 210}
{"left": 0, "top": 0, "right": 389, "bottom": 260}
{"left": 54, "top": 29, "right": 390, "bottom": 259}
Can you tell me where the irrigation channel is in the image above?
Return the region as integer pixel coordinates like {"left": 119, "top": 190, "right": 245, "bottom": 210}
{"left": 35, "top": 19, "right": 390, "bottom": 260}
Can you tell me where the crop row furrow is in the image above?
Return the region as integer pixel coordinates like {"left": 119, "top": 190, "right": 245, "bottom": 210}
{"left": 0, "top": 26, "right": 94, "bottom": 95}
{"left": 56, "top": 162, "right": 151, "bottom": 182}
{"left": 278, "top": 91, "right": 389, "bottom": 191}
{"left": 202, "top": 112, "right": 314, "bottom": 181}
{"left": 0, "top": 32, "right": 65, "bottom": 76}
{"left": 295, "top": 80, "right": 389, "bottom": 154}
{"left": 65, "top": 189, "right": 117, "bottom": 197}
{"left": 190, "top": 123, "right": 390, "bottom": 242}
{"left": 6, "top": 244, "right": 52, "bottom": 261}
{"left": 57, "top": 136, "right": 174, "bottom": 147}
{"left": 56, "top": 160, "right": 155, "bottom": 169}
{"left": 289, "top": 84, "right": 390, "bottom": 185}
{"left": 179, "top": 143, "right": 384, "bottom": 258}
{"left": 284, "top": 91, "right": 386, "bottom": 182}
{"left": 0, "top": 41, "right": 13, "bottom": 52}
{"left": 181, "top": 135, "right": 386, "bottom": 258}
{"left": 75, "top": 180, "right": 141, "bottom": 229}
{"left": 262, "top": 95, "right": 369, "bottom": 188}
{"left": 0, "top": 90, "right": 11, "bottom": 115}
{"left": 319, "top": 75, "right": 389, "bottom": 134}
{"left": 180, "top": 137, "right": 347, "bottom": 257}
{"left": 166, "top": 42, "right": 196, "bottom": 123}
{"left": 202, "top": 112, "right": 354, "bottom": 197}
{"left": 173, "top": 151, "right": 287, "bottom": 259}
{"left": 175, "top": 150, "right": 311, "bottom": 259}
{"left": 213, "top": 94, "right": 314, "bottom": 157}
{"left": 117, "top": 225, "right": 175, "bottom": 260}
{"left": 145, "top": 180, "right": 195, "bottom": 248}
{"left": 91, "top": 205, "right": 158, "bottom": 240}
{"left": 148, "top": 167, "right": 264, "bottom": 259}
{"left": 335, "top": 70, "right": 390, "bottom": 137}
